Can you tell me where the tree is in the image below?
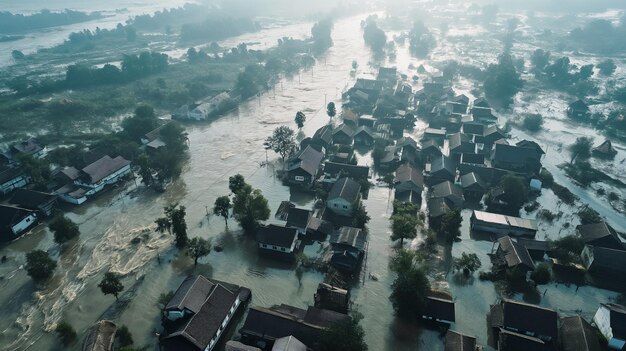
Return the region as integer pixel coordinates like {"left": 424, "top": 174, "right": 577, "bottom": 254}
{"left": 578, "top": 206, "right": 602, "bottom": 225}
{"left": 484, "top": 52, "right": 524, "bottom": 106}
{"left": 390, "top": 214, "right": 418, "bottom": 246}
{"left": 136, "top": 154, "right": 154, "bottom": 185}
{"left": 213, "top": 196, "right": 232, "bottom": 227}
{"left": 49, "top": 214, "right": 80, "bottom": 244}
{"left": 352, "top": 203, "right": 371, "bottom": 229}
{"left": 530, "top": 49, "right": 550, "bottom": 73}
{"left": 453, "top": 252, "right": 482, "bottom": 276}
{"left": 98, "top": 272, "right": 124, "bottom": 300}
{"left": 55, "top": 321, "right": 77, "bottom": 346}
{"left": 363, "top": 21, "right": 386, "bottom": 53}
{"left": 155, "top": 204, "right": 187, "bottom": 247}
{"left": 569, "top": 136, "right": 593, "bottom": 163}
{"left": 389, "top": 250, "right": 430, "bottom": 321}
{"left": 597, "top": 59, "right": 616, "bottom": 76}
{"left": 294, "top": 111, "right": 306, "bottom": 129}
{"left": 229, "top": 174, "right": 246, "bottom": 194}
{"left": 440, "top": 210, "right": 462, "bottom": 243}
{"left": 551, "top": 235, "right": 585, "bottom": 264}
{"left": 187, "top": 237, "right": 211, "bottom": 266}
{"left": 232, "top": 184, "right": 270, "bottom": 233}
{"left": 531, "top": 263, "right": 551, "bottom": 285}
{"left": 122, "top": 104, "right": 159, "bottom": 142}
{"left": 25, "top": 250, "right": 57, "bottom": 282}
{"left": 264, "top": 125, "right": 297, "bottom": 164}
{"left": 117, "top": 325, "right": 134, "bottom": 347}
{"left": 318, "top": 312, "right": 368, "bottom": 351}
{"left": 523, "top": 114, "right": 544, "bottom": 132}
{"left": 326, "top": 102, "right": 336, "bottom": 119}
{"left": 499, "top": 175, "right": 529, "bottom": 210}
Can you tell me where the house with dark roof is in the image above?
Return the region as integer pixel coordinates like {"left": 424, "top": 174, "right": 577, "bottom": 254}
{"left": 581, "top": 245, "right": 626, "bottom": 277}
{"left": 424, "top": 296, "right": 455, "bottom": 325}
{"left": 430, "top": 180, "right": 464, "bottom": 209}
{"left": 593, "top": 140, "right": 617, "bottom": 158}
{"left": 473, "top": 98, "right": 490, "bottom": 109}
{"left": 560, "top": 316, "right": 602, "bottom": 351}
{"left": 448, "top": 133, "right": 475, "bottom": 160}
{"left": 446, "top": 101, "right": 469, "bottom": 115}
{"left": 271, "top": 336, "right": 307, "bottom": 351}
{"left": 75, "top": 155, "right": 131, "bottom": 195}
{"left": 394, "top": 163, "right": 424, "bottom": 194}
{"left": 471, "top": 107, "right": 497, "bottom": 122}
{"left": 353, "top": 126, "right": 375, "bottom": 146}
{"left": 327, "top": 178, "right": 361, "bottom": 216}
{"left": 462, "top": 122, "right": 484, "bottom": 136}
{"left": 516, "top": 140, "right": 545, "bottom": 157}
{"left": 577, "top": 222, "right": 624, "bottom": 251}
{"left": 9, "top": 189, "right": 57, "bottom": 217}
{"left": 428, "top": 197, "right": 453, "bottom": 228}
{"left": 305, "top": 217, "right": 334, "bottom": 238}
{"left": 423, "top": 128, "right": 447, "bottom": 144}
{"left": 239, "top": 304, "right": 350, "bottom": 349}
{"left": 425, "top": 155, "right": 457, "bottom": 186}
{"left": 444, "top": 330, "right": 478, "bottom": 351}
{"left": 161, "top": 275, "right": 251, "bottom": 351}
{"left": 312, "top": 125, "right": 333, "bottom": 149}
{"left": 378, "top": 145, "right": 400, "bottom": 170}
{"left": 0, "top": 166, "right": 30, "bottom": 195}
{"left": 322, "top": 162, "right": 369, "bottom": 181}
{"left": 490, "top": 299, "right": 558, "bottom": 345}
{"left": 568, "top": 99, "right": 590, "bottom": 120}
{"left": 483, "top": 125, "right": 507, "bottom": 144}
{"left": 314, "top": 283, "right": 350, "bottom": 314}
{"left": 492, "top": 144, "right": 542, "bottom": 175}
{"left": 497, "top": 329, "right": 553, "bottom": 351}
{"left": 0, "top": 205, "right": 38, "bottom": 241}
{"left": 327, "top": 226, "right": 367, "bottom": 273}
{"left": 494, "top": 236, "right": 535, "bottom": 273}
{"left": 285, "top": 207, "right": 312, "bottom": 236}
{"left": 516, "top": 238, "right": 552, "bottom": 261}
{"left": 332, "top": 124, "right": 355, "bottom": 145}
{"left": 471, "top": 210, "right": 538, "bottom": 237}
{"left": 286, "top": 146, "right": 324, "bottom": 188}
{"left": 1, "top": 137, "right": 46, "bottom": 165}
{"left": 460, "top": 172, "right": 487, "bottom": 200}
{"left": 256, "top": 225, "right": 299, "bottom": 257}
{"left": 421, "top": 139, "right": 443, "bottom": 161}
{"left": 593, "top": 303, "right": 626, "bottom": 350}
{"left": 82, "top": 320, "right": 117, "bottom": 351}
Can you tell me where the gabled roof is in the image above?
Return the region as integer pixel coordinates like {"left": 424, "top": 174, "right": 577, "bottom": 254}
{"left": 286, "top": 207, "right": 311, "bottom": 229}
{"left": 397, "top": 136, "right": 419, "bottom": 150}
{"left": 0, "top": 166, "right": 24, "bottom": 184}
{"left": 288, "top": 146, "right": 323, "bottom": 176}
{"left": 444, "top": 330, "right": 476, "bottom": 351}
{"left": 460, "top": 172, "right": 486, "bottom": 189}
{"left": 448, "top": 132, "right": 474, "bottom": 153}
{"left": 586, "top": 245, "right": 626, "bottom": 272}
{"left": 428, "top": 197, "right": 452, "bottom": 218}
{"left": 462, "top": 123, "right": 484, "bottom": 136}
{"left": 9, "top": 189, "right": 56, "bottom": 208}
{"left": 312, "top": 125, "right": 333, "bottom": 145}
{"left": 323, "top": 162, "right": 369, "bottom": 180}
{"left": 332, "top": 123, "right": 355, "bottom": 137}
{"left": 473, "top": 210, "right": 538, "bottom": 231}
{"left": 593, "top": 140, "right": 617, "bottom": 155}
{"left": 483, "top": 125, "right": 505, "bottom": 138}
{"left": 394, "top": 163, "right": 424, "bottom": 189}
{"left": 473, "top": 97, "right": 490, "bottom": 108}
{"left": 498, "top": 329, "right": 551, "bottom": 351}
{"left": 516, "top": 140, "right": 545, "bottom": 155}
{"left": 328, "top": 177, "right": 361, "bottom": 203}
{"left": 353, "top": 125, "right": 375, "bottom": 139}
{"left": 144, "top": 122, "right": 171, "bottom": 142}
{"left": 81, "top": 155, "right": 131, "bottom": 184}
{"left": 354, "top": 78, "right": 383, "bottom": 92}
{"left": 453, "top": 94, "right": 470, "bottom": 105}
{"left": 502, "top": 299, "right": 558, "bottom": 339}
{"left": 330, "top": 226, "right": 366, "bottom": 251}
{"left": 256, "top": 225, "right": 298, "bottom": 248}
{"left": 0, "top": 205, "right": 35, "bottom": 228}
{"left": 59, "top": 166, "right": 81, "bottom": 181}
{"left": 577, "top": 222, "right": 622, "bottom": 246}
{"left": 430, "top": 180, "right": 464, "bottom": 200}
{"left": 430, "top": 155, "right": 456, "bottom": 176}
{"left": 497, "top": 236, "right": 535, "bottom": 270}
{"left": 602, "top": 303, "right": 626, "bottom": 340}
{"left": 425, "top": 296, "right": 455, "bottom": 322}
{"left": 493, "top": 143, "right": 541, "bottom": 164}
{"left": 166, "top": 275, "right": 216, "bottom": 313}
{"left": 569, "top": 99, "right": 589, "bottom": 111}
{"left": 272, "top": 336, "right": 307, "bottom": 351}
{"left": 560, "top": 316, "right": 602, "bottom": 351}
{"left": 11, "top": 137, "right": 43, "bottom": 155}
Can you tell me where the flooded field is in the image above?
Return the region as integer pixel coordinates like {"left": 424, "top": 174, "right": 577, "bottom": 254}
{"left": 0, "top": 4, "right": 625, "bottom": 351}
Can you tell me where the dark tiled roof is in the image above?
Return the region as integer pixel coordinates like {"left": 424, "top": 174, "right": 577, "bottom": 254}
{"left": 313, "top": 125, "right": 333, "bottom": 145}
{"left": 353, "top": 126, "right": 375, "bottom": 138}
{"left": 0, "top": 166, "right": 24, "bottom": 184}
{"left": 497, "top": 236, "right": 535, "bottom": 270}
{"left": 516, "top": 140, "right": 545, "bottom": 155}
{"left": 332, "top": 123, "right": 355, "bottom": 138}
{"left": 593, "top": 140, "right": 616, "bottom": 155}
{"left": 560, "top": 316, "right": 602, "bottom": 351}
{"left": 330, "top": 226, "right": 366, "bottom": 251}
{"left": 444, "top": 330, "right": 476, "bottom": 351}
{"left": 11, "top": 137, "right": 43, "bottom": 155}
{"left": 498, "top": 329, "right": 551, "bottom": 351}
{"left": 428, "top": 197, "right": 452, "bottom": 218}
{"left": 587, "top": 246, "right": 626, "bottom": 272}
{"left": 166, "top": 275, "right": 216, "bottom": 313}
{"left": 577, "top": 222, "right": 620, "bottom": 244}
{"left": 328, "top": 177, "right": 361, "bottom": 203}
{"left": 493, "top": 144, "right": 541, "bottom": 164}
{"left": 569, "top": 99, "right": 589, "bottom": 111}
{"left": 460, "top": 172, "right": 485, "bottom": 189}
{"left": 323, "top": 162, "right": 369, "bottom": 179}
{"left": 82, "top": 155, "right": 131, "bottom": 184}
{"left": 144, "top": 121, "right": 172, "bottom": 142}
{"left": 448, "top": 133, "right": 473, "bottom": 152}
{"left": 289, "top": 146, "right": 323, "bottom": 177}
{"left": 9, "top": 189, "right": 56, "bottom": 209}
{"left": 306, "top": 217, "right": 334, "bottom": 236}
{"left": 430, "top": 156, "right": 457, "bottom": 177}
{"left": 256, "top": 225, "right": 298, "bottom": 248}
{"left": 394, "top": 163, "right": 424, "bottom": 189}
{"left": 59, "top": 166, "right": 81, "bottom": 181}
{"left": 473, "top": 97, "right": 490, "bottom": 108}
{"left": 0, "top": 205, "right": 34, "bottom": 228}
{"left": 430, "top": 181, "right": 464, "bottom": 201}
{"left": 516, "top": 238, "right": 552, "bottom": 253}
{"left": 502, "top": 299, "right": 558, "bottom": 339}
{"left": 286, "top": 207, "right": 311, "bottom": 229}
{"left": 425, "top": 296, "right": 455, "bottom": 322}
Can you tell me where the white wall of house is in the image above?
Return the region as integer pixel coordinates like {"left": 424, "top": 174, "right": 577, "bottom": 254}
{"left": 259, "top": 240, "right": 296, "bottom": 254}
{"left": 0, "top": 175, "right": 30, "bottom": 195}
{"left": 11, "top": 213, "right": 37, "bottom": 236}
{"left": 594, "top": 306, "right": 626, "bottom": 349}
{"left": 58, "top": 194, "right": 87, "bottom": 205}
{"left": 76, "top": 164, "right": 131, "bottom": 194}
{"left": 206, "top": 296, "right": 241, "bottom": 351}
{"left": 327, "top": 198, "right": 353, "bottom": 216}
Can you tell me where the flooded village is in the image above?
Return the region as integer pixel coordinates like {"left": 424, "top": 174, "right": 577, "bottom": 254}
{"left": 0, "top": 1, "right": 626, "bottom": 351}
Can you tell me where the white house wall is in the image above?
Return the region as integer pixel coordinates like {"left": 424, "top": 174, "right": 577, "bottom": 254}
{"left": 11, "top": 213, "right": 37, "bottom": 236}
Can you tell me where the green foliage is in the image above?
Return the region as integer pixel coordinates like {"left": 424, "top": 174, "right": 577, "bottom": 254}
{"left": 16, "top": 154, "right": 51, "bottom": 186}
{"left": 156, "top": 204, "right": 188, "bottom": 248}
{"left": 98, "top": 272, "right": 124, "bottom": 300}
{"left": 235, "top": 63, "right": 270, "bottom": 99}
{"left": 538, "top": 168, "right": 554, "bottom": 188}
{"left": 453, "top": 252, "right": 482, "bottom": 276}
{"left": 408, "top": 21, "right": 436, "bottom": 58}
{"left": 484, "top": 52, "right": 524, "bottom": 106}
{"left": 213, "top": 196, "right": 232, "bottom": 226}
{"left": 264, "top": 125, "right": 297, "bottom": 162}
{"left": 117, "top": 325, "right": 134, "bottom": 347}
{"left": 530, "top": 49, "right": 550, "bottom": 73}
{"left": 440, "top": 210, "right": 462, "bottom": 243}
{"left": 229, "top": 174, "right": 246, "bottom": 194}
{"left": 569, "top": 137, "right": 594, "bottom": 163}
{"left": 551, "top": 235, "right": 585, "bottom": 264}
{"left": 122, "top": 104, "right": 158, "bottom": 141}
{"left": 327, "top": 102, "right": 336, "bottom": 118}
{"left": 531, "top": 264, "right": 552, "bottom": 285}
{"left": 523, "top": 114, "right": 544, "bottom": 132}
{"left": 232, "top": 184, "right": 270, "bottom": 233}
{"left": 389, "top": 250, "right": 430, "bottom": 321}
{"left": 25, "top": 250, "right": 57, "bottom": 282}
{"left": 499, "top": 175, "right": 529, "bottom": 210}
{"left": 578, "top": 206, "right": 602, "bottom": 225}
{"left": 551, "top": 182, "right": 578, "bottom": 205}
{"left": 180, "top": 16, "right": 257, "bottom": 42}
{"left": 597, "top": 59, "right": 616, "bottom": 76}
{"left": 390, "top": 214, "right": 418, "bottom": 245}
{"left": 187, "top": 237, "right": 211, "bottom": 266}
{"left": 49, "top": 214, "right": 80, "bottom": 244}
{"left": 363, "top": 20, "right": 386, "bottom": 53}
{"left": 311, "top": 19, "right": 334, "bottom": 54}
{"left": 352, "top": 203, "right": 371, "bottom": 229}
{"left": 157, "top": 290, "right": 174, "bottom": 308}
{"left": 55, "top": 321, "right": 77, "bottom": 346}
{"left": 295, "top": 111, "right": 306, "bottom": 129}
{"left": 317, "top": 312, "right": 368, "bottom": 351}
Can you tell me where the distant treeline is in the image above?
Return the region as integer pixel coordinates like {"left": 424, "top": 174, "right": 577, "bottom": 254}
{"left": 180, "top": 17, "right": 259, "bottom": 42}
{"left": 128, "top": 4, "right": 211, "bottom": 31}
{"left": 0, "top": 10, "right": 103, "bottom": 33}
{"left": 569, "top": 16, "right": 626, "bottom": 53}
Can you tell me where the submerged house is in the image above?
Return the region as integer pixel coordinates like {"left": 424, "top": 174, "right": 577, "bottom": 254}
{"left": 394, "top": 163, "right": 424, "bottom": 196}
{"left": 581, "top": 245, "right": 626, "bottom": 278}
{"left": 256, "top": 225, "right": 299, "bottom": 257}
{"left": 494, "top": 236, "right": 535, "bottom": 273}
{"left": 314, "top": 283, "right": 350, "bottom": 314}
{"left": 490, "top": 299, "right": 558, "bottom": 349}
{"left": 560, "top": 315, "right": 602, "bottom": 351}
{"left": 460, "top": 172, "right": 487, "bottom": 200}
{"left": 161, "top": 275, "right": 251, "bottom": 351}
{"left": 593, "top": 140, "right": 617, "bottom": 157}
{"left": 593, "top": 303, "right": 626, "bottom": 350}
{"left": 353, "top": 126, "right": 376, "bottom": 146}
{"left": 327, "top": 226, "right": 367, "bottom": 273}
{"left": 444, "top": 330, "right": 479, "bottom": 351}
{"left": 322, "top": 162, "right": 369, "bottom": 181}
{"left": 492, "top": 144, "right": 541, "bottom": 175}
{"left": 577, "top": 222, "right": 624, "bottom": 251}
{"left": 568, "top": 99, "right": 590, "bottom": 119}
{"left": 0, "top": 205, "right": 38, "bottom": 241}
{"left": 286, "top": 146, "right": 323, "bottom": 188}
{"left": 9, "top": 189, "right": 57, "bottom": 217}
{"left": 1, "top": 137, "right": 46, "bottom": 165}
{"left": 326, "top": 177, "right": 361, "bottom": 217}
{"left": 470, "top": 210, "right": 538, "bottom": 238}
{"left": 75, "top": 155, "right": 132, "bottom": 196}
{"left": 424, "top": 296, "right": 455, "bottom": 325}
{"left": 425, "top": 155, "right": 457, "bottom": 186}
{"left": 332, "top": 124, "right": 355, "bottom": 145}
{"left": 430, "top": 180, "right": 464, "bottom": 209}
{"left": 0, "top": 166, "right": 30, "bottom": 195}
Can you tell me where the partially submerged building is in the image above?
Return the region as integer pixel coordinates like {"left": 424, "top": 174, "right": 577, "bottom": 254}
{"left": 593, "top": 303, "right": 626, "bottom": 350}
{"left": 470, "top": 210, "right": 538, "bottom": 238}
{"left": 0, "top": 205, "right": 38, "bottom": 241}
{"left": 326, "top": 177, "right": 361, "bottom": 217}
